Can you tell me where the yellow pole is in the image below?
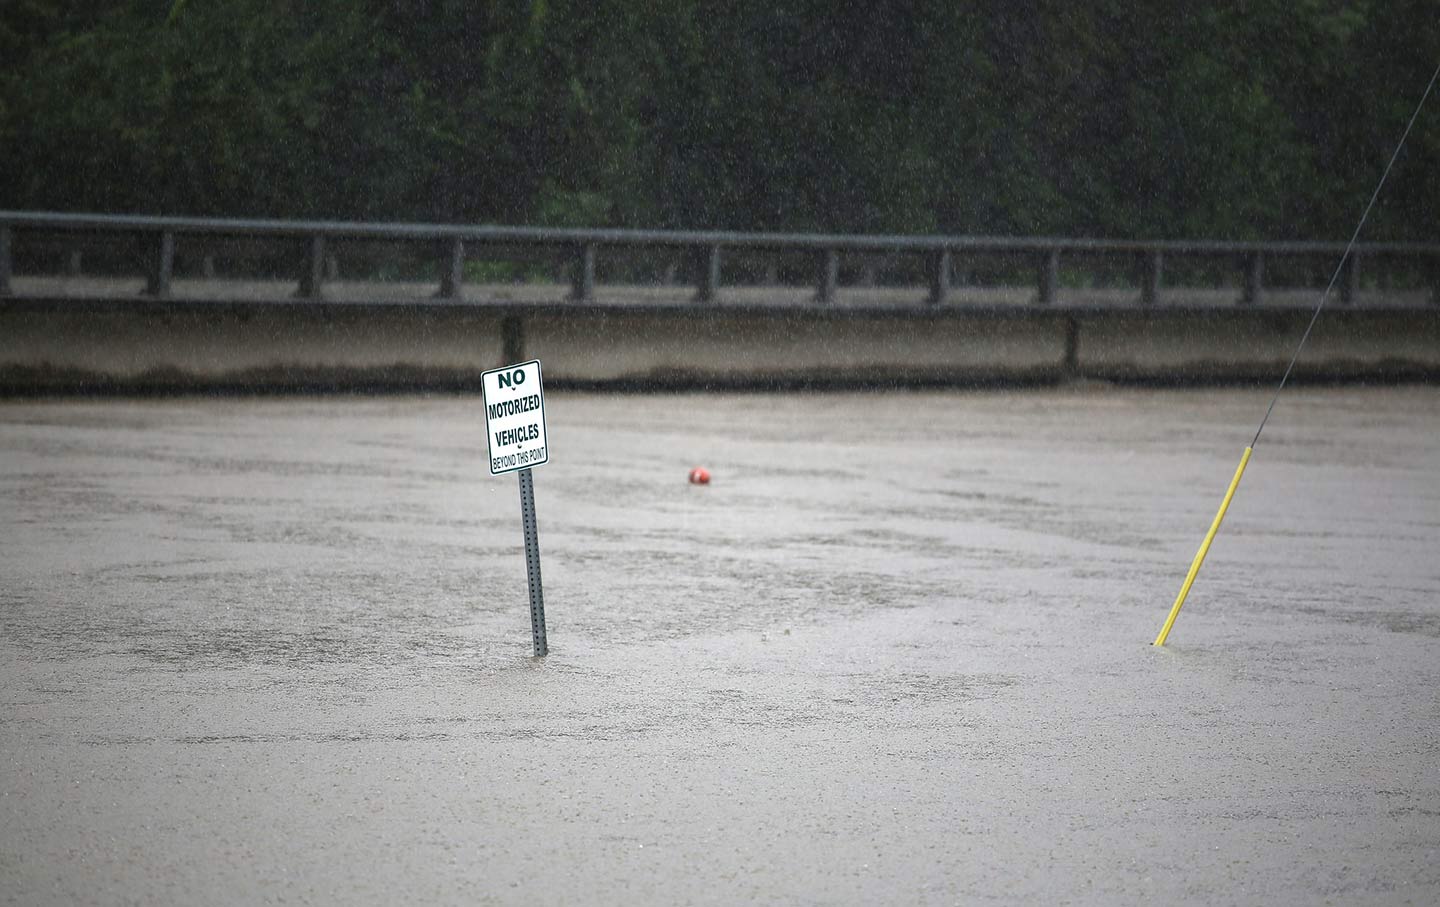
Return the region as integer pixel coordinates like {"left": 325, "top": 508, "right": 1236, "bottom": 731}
{"left": 1153, "top": 447, "right": 1253, "bottom": 646}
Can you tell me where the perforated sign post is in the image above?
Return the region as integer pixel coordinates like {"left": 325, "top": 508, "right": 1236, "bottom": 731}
{"left": 482, "top": 359, "right": 549, "bottom": 657}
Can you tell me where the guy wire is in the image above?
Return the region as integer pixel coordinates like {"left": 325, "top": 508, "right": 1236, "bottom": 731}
{"left": 1251, "top": 60, "right": 1440, "bottom": 449}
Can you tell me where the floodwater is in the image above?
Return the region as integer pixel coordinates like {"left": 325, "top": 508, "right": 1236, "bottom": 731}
{"left": 2, "top": 387, "right": 1438, "bottom": 905}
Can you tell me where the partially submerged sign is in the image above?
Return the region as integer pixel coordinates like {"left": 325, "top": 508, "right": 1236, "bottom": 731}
{"left": 482, "top": 359, "right": 548, "bottom": 476}
{"left": 481, "top": 358, "right": 551, "bottom": 657}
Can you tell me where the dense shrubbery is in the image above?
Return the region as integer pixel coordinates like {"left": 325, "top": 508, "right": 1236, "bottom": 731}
{"left": 2, "top": 1, "right": 1436, "bottom": 240}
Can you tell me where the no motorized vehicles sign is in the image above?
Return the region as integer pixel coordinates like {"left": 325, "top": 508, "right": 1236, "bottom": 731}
{"left": 482, "top": 360, "right": 548, "bottom": 475}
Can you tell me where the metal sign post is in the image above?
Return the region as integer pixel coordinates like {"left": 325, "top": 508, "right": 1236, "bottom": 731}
{"left": 481, "top": 359, "right": 550, "bottom": 657}
{"left": 517, "top": 466, "right": 546, "bottom": 656}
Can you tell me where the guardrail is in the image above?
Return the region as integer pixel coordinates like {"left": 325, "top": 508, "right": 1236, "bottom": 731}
{"left": 2, "top": 210, "right": 1438, "bottom": 307}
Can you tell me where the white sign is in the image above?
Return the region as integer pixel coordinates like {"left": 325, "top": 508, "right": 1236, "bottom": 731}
{"left": 482, "top": 359, "right": 548, "bottom": 475}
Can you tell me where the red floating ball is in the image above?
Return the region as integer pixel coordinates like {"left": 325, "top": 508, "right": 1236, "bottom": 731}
{"left": 688, "top": 466, "right": 711, "bottom": 485}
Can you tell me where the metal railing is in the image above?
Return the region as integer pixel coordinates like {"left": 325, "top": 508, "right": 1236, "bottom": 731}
{"left": 2, "top": 210, "right": 1438, "bottom": 307}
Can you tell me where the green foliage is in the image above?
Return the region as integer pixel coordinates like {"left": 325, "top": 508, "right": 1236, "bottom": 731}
{"left": 0, "top": 1, "right": 1435, "bottom": 240}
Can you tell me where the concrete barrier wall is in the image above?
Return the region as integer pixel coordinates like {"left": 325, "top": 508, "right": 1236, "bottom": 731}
{"left": 2, "top": 297, "right": 1437, "bottom": 393}
{"left": 524, "top": 309, "right": 1072, "bottom": 385}
{"left": 1077, "top": 308, "right": 1440, "bottom": 382}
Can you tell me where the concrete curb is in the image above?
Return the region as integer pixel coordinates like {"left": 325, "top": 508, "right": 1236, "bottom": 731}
{"left": 3, "top": 296, "right": 1438, "bottom": 393}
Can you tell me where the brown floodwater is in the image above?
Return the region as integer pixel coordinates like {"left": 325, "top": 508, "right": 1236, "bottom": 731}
{"left": 2, "top": 387, "right": 1438, "bottom": 904}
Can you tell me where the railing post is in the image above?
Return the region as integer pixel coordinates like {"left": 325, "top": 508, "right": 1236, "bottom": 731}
{"left": 1242, "top": 252, "right": 1263, "bottom": 305}
{"left": 0, "top": 225, "right": 11, "bottom": 296}
{"left": 1037, "top": 249, "right": 1059, "bottom": 305}
{"left": 570, "top": 243, "right": 596, "bottom": 301}
{"left": 297, "top": 234, "right": 326, "bottom": 299}
{"left": 927, "top": 248, "right": 951, "bottom": 305}
{"left": 437, "top": 237, "right": 465, "bottom": 299}
{"left": 1142, "top": 250, "right": 1163, "bottom": 305}
{"left": 816, "top": 249, "right": 839, "bottom": 304}
{"left": 1341, "top": 253, "right": 1359, "bottom": 305}
{"left": 694, "top": 244, "right": 721, "bottom": 302}
{"left": 144, "top": 230, "right": 175, "bottom": 297}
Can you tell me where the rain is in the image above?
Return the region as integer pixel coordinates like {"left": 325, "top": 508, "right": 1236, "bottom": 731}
{"left": 2, "top": 4, "right": 1439, "bottom": 904}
